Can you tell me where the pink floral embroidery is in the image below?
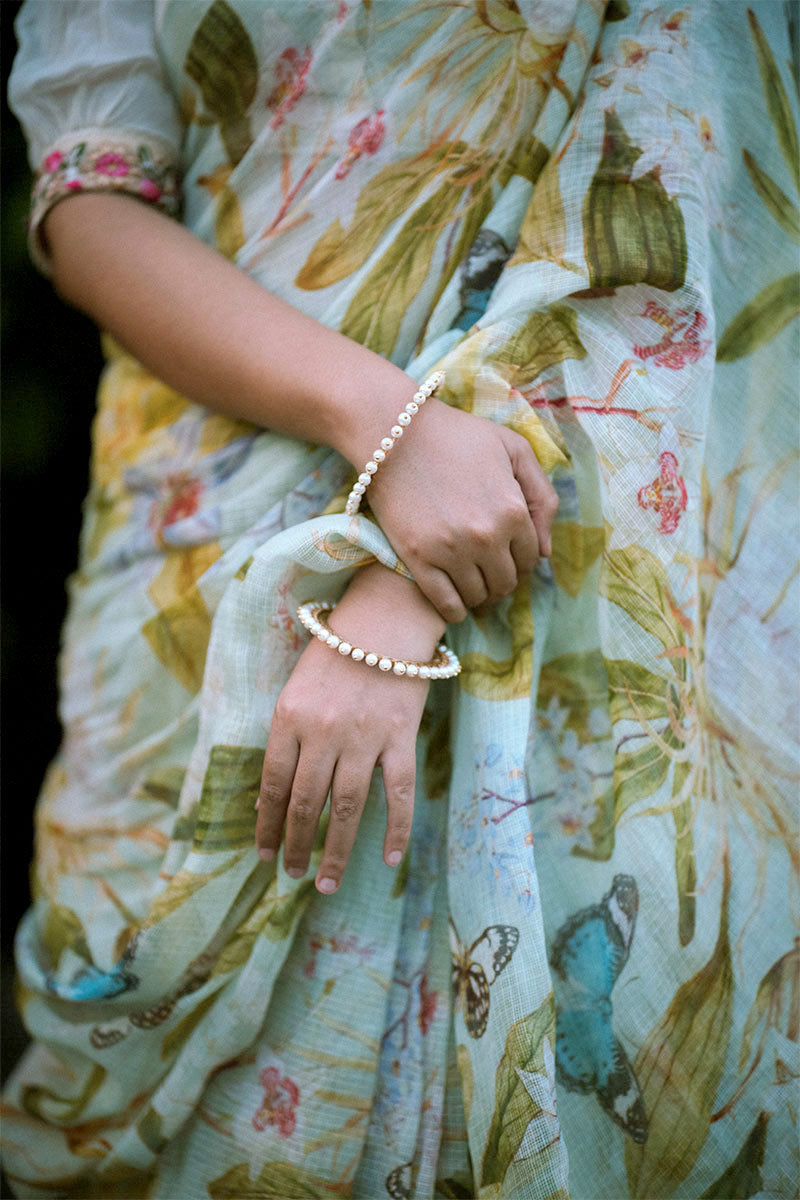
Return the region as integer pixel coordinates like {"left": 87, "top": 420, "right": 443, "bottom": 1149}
{"left": 95, "top": 152, "right": 130, "bottom": 178}
{"left": 252, "top": 1066, "right": 300, "bottom": 1137}
{"left": 267, "top": 46, "right": 313, "bottom": 130}
{"left": 417, "top": 974, "right": 438, "bottom": 1036}
{"left": 634, "top": 301, "right": 711, "bottom": 370}
{"left": 139, "top": 178, "right": 162, "bottom": 202}
{"left": 65, "top": 179, "right": 84, "bottom": 191}
{"left": 335, "top": 110, "right": 386, "bottom": 180}
{"left": 637, "top": 450, "right": 688, "bottom": 534}
{"left": 43, "top": 150, "right": 64, "bottom": 172}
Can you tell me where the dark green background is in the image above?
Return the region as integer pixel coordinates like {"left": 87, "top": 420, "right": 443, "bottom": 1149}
{"left": 2, "top": 1, "right": 104, "bottom": 1078}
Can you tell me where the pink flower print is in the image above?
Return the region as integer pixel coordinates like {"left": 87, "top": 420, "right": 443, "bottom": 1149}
{"left": 267, "top": 46, "right": 313, "bottom": 131}
{"left": 139, "top": 178, "right": 162, "bottom": 203}
{"left": 95, "top": 152, "right": 130, "bottom": 178}
{"left": 335, "top": 110, "right": 386, "bottom": 180}
{"left": 637, "top": 450, "right": 688, "bottom": 534}
{"left": 634, "top": 302, "right": 711, "bottom": 370}
{"left": 148, "top": 473, "right": 204, "bottom": 545}
{"left": 417, "top": 974, "right": 439, "bottom": 1036}
{"left": 43, "top": 150, "right": 64, "bottom": 173}
{"left": 66, "top": 179, "right": 84, "bottom": 191}
{"left": 252, "top": 1066, "right": 300, "bottom": 1137}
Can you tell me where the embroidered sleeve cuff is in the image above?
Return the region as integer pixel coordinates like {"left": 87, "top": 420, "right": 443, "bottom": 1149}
{"left": 29, "top": 129, "right": 181, "bottom": 276}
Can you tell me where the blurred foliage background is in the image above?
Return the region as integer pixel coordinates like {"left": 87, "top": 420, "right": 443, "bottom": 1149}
{"left": 2, "top": 1, "right": 104, "bottom": 1076}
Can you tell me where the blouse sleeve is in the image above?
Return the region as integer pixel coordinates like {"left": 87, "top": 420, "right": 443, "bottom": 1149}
{"left": 8, "top": 0, "right": 183, "bottom": 275}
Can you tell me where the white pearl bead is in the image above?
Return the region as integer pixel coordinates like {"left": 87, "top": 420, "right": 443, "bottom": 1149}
{"left": 326, "top": 633, "right": 340, "bottom": 648}
{"left": 310, "top": 621, "right": 322, "bottom": 635}
{"left": 353, "top": 482, "right": 365, "bottom": 495}
{"left": 391, "top": 425, "right": 403, "bottom": 438}
{"left": 406, "top": 401, "right": 419, "bottom": 415}
{"left": 337, "top": 641, "right": 352, "bottom": 655}
{"left": 358, "top": 473, "right": 371, "bottom": 486}
{"left": 405, "top": 663, "right": 419, "bottom": 677}
{"left": 366, "top": 461, "right": 378, "bottom": 474}
{"left": 419, "top": 666, "right": 431, "bottom": 679}
{"left": 351, "top": 647, "right": 365, "bottom": 661}
{"left": 392, "top": 662, "right": 407, "bottom": 675}
{"left": 398, "top": 412, "right": 411, "bottom": 426}
{"left": 373, "top": 448, "right": 386, "bottom": 462}
{"left": 378, "top": 657, "right": 393, "bottom": 672}
{"left": 413, "top": 391, "right": 425, "bottom": 402}
{"left": 381, "top": 437, "right": 394, "bottom": 451}
{"left": 317, "top": 629, "right": 329, "bottom": 641}
{"left": 365, "top": 652, "right": 378, "bottom": 667}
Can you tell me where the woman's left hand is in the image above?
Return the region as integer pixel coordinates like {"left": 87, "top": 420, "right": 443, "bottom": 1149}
{"left": 255, "top": 564, "right": 445, "bottom": 894}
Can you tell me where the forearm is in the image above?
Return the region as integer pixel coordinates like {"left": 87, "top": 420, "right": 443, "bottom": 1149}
{"left": 42, "top": 192, "right": 414, "bottom": 467}
{"left": 330, "top": 562, "right": 446, "bottom": 661}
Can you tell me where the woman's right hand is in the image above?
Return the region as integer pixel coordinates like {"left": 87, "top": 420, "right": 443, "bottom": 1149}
{"left": 357, "top": 397, "right": 559, "bottom": 623}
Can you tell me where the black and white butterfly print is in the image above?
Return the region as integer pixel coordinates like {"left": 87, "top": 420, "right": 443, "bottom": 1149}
{"left": 385, "top": 1161, "right": 413, "bottom": 1199}
{"left": 449, "top": 919, "right": 519, "bottom": 1039}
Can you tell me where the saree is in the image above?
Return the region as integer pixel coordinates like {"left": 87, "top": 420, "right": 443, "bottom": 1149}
{"left": 4, "top": 2, "right": 798, "bottom": 1197}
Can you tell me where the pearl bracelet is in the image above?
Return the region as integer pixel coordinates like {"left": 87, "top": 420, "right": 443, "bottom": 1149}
{"left": 345, "top": 370, "right": 445, "bottom": 517}
{"left": 297, "top": 602, "right": 461, "bottom": 680}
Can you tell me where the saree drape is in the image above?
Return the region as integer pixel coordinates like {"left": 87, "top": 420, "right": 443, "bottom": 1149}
{"left": 4, "top": 2, "right": 798, "bottom": 1197}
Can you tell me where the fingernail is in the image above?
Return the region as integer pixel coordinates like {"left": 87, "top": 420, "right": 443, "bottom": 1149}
{"left": 258, "top": 847, "right": 275, "bottom": 861}
{"left": 254, "top": 797, "right": 261, "bottom": 809}
{"left": 387, "top": 851, "right": 402, "bottom": 866}
{"left": 286, "top": 866, "right": 306, "bottom": 879}
{"left": 317, "top": 877, "right": 338, "bottom": 894}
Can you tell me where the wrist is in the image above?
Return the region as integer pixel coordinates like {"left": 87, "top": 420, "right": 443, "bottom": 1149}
{"left": 330, "top": 563, "right": 445, "bottom": 660}
{"left": 330, "top": 363, "right": 426, "bottom": 471}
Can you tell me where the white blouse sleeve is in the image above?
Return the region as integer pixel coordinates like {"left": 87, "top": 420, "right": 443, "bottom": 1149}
{"left": 8, "top": 0, "right": 183, "bottom": 275}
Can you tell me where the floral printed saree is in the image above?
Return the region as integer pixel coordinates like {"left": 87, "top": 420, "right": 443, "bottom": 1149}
{"left": 4, "top": 2, "right": 798, "bottom": 1197}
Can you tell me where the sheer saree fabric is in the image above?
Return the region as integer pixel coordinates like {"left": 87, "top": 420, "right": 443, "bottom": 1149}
{"left": 4, "top": 2, "right": 798, "bottom": 1197}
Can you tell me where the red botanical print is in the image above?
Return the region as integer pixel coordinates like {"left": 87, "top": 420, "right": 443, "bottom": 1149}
{"left": 417, "top": 973, "right": 439, "bottom": 1036}
{"left": 335, "top": 110, "right": 386, "bottom": 179}
{"left": 637, "top": 450, "right": 688, "bottom": 533}
{"left": 634, "top": 301, "right": 711, "bottom": 369}
{"left": 267, "top": 46, "right": 313, "bottom": 130}
{"left": 252, "top": 1066, "right": 300, "bottom": 1137}
{"left": 149, "top": 473, "right": 204, "bottom": 543}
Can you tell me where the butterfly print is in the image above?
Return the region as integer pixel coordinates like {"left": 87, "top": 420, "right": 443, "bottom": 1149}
{"left": 385, "top": 1161, "right": 413, "bottom": 1199}
{"left": 450, "top": 919, "right": 520, "bottom": 1039}
{"left": 549, "top": 874, "right": 648, "bottom": 1143}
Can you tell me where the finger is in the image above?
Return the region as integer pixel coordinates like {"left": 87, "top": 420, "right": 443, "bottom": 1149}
{"left": 315, "top": 756, "right": 374, "bottom": 894}
{"left": 411, "top": 563, "right": 468, "bottom": 624}
{"left": 380, "top": 749, "right": 416, "bottom": 867}
{"left": 477, "top": 547, "right": 518, "bottom": 607}
{"left": 449, "top": 564, "right": 489, "bottom": 611}
{"left": 502, "top": 429, "right": 558, "bottom": 556}
{"left": 510, "top": 522, "right": 540, "bottom": 579}
{"left": 256, "top": 725, "right": 300, "bottom": 861}
{"left": 283, "top": 746, "right": 338, "bottom": 879}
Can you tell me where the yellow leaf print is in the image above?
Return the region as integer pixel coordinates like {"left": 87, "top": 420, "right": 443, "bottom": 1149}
{"left": 460, "top": 579, "right": 533, "bottom": 700}
{"left": 141, "top": 585, "right": 212, "bottom": 693}
{"left": 550, "top": 523, "right": 604, "bottom": 596}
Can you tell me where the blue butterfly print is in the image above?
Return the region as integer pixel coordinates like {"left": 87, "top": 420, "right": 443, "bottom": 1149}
{"left": 45, "top": 935, "right": 140, "bottom": 1003}
{"left": 549, "top": 874, "right": 648, "bottom": 1143}
{"left": 452, "top": 228, "right": 512, "bottom": 331}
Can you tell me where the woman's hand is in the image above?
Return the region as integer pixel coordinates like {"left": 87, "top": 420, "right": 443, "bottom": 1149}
{"left": 360, "top": 398, "right": 559, "bottom": 623}
{"left": 255, "top": 564, "right": 445, "bottom": 893}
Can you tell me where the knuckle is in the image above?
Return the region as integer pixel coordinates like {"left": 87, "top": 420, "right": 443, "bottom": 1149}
{"left": 389, "top": 776, "right": 415, "bottom": 806}
{"left": 331, "top": 793, "right": 361, "bottom": 822}
{"left": 259, "top": 782, "right": 287, "bottom": 809}
{"left": 274, "top": 693, "right": 303, "bottom": 726}
{"left": 289, "top": 799, "right": 317, "bottom": 826}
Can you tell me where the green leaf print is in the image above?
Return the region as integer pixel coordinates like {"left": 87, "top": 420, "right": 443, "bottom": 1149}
{"left": 136, "top": 1106, "right": 169, "bottom": 1155}
{"left": 184, "top": 0, "right": 257, "bottom": 166}
{"left": 41, "top": 904, "right": 91, "bottom": 965}
{"left": 672, "top": 760, "right": 697, "bottom": 947}
{"left": 21, "top": 1063, "right": 106, "bottom": 1124}
{"left": 700, "top": 1111, "right": 770, "bottom": 1199}
{"left": 747, "top": 8, "right": 800, "bottom": 193}
{"left": 487, "top": 304, "right": 586, "bottom": 388}
{"left": 600, "top": 544, "right": 686, "bottom": 661}
{"left": 583, "top": 110, "right": 687, "bottom": 292}
{"left": 614, "top": 736, "right": 672, "bottom": 823}
{"left": 625, "top": 863, "right": 734, "bottom": 1198}
{"left": 141, "top": 585, "right": 212, "bottom": 694}
{"left": 512, "top": 155, "right": 568, "bottom": 267}
{"left": 193, "top": 745, "right": 263, "bottom": 853}
{"left": 607, "top": 658, "right": 671, "bottom": 725}
{"left": 743, "top": 150, "right": 800, "bottom": 242}
{"left": 550, "top": 523, "right": 604, "bottom": 597}
{"left": 716, "top": 273, "right": 800, "bottom": 362}
{"left": 538, "top": 650, "right": 610, "bottom": 733}
{"left": 480, "top": 995, "right": 556, "bottom": 1187}
{"left": 295, "top": 145, "right": 454, "bottom": 291}
{"left": 340, "top": 180, "right": 464, "bottom": 356}
{"left": 209, "top": 1159, "right": 339, "bottom": 1198}
{"left": 160, "top": 989, "right": 219, "bottom": 1061}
